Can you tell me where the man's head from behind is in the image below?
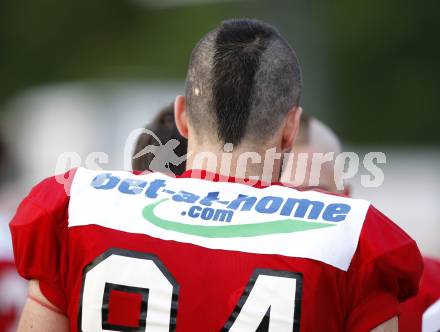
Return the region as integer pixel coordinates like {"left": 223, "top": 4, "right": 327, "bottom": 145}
{"left": 132, "top": 103, "right": 187, "bottom": 175}
{"left": 175, "top": 19, "right": 303, "bottom": 171}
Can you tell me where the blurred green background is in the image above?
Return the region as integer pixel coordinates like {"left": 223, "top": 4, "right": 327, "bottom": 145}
{"left": 0, "top": 0, "right": 439, "bottom": 144}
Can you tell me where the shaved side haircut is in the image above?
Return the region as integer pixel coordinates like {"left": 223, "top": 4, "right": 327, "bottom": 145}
{"left": 185, "top": 19, "right": 302, "bottom": 146}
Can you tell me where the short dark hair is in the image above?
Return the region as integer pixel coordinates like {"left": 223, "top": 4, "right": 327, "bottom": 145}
{"left": 185, "top": 19, "right": 302, "bottom": 146}
{"left": 132, "top": 103, "right": 187, "bottom": 175}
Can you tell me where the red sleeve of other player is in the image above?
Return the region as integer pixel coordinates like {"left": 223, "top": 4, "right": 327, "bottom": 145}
{"left": 343, "top": 205, "right": 423, "bottom": 332}
{"left": 9, "top": 171, "right": 75, "bottom": 313}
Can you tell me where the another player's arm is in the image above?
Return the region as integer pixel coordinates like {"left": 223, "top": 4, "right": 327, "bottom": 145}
{"left": 17, "top": 280, "right": 69, "bottom": 332}
{"left": 9, "top": 176, "right": 73, "bottom": 331}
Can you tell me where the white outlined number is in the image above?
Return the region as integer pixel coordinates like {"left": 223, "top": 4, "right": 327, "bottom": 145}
{"left": 79, "top": 249, "right": 302, "bottom": 332}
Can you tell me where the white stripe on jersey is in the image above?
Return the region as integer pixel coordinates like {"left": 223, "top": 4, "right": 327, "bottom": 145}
{"left": 69, "top": 168, "right": 371, "bottom": 271}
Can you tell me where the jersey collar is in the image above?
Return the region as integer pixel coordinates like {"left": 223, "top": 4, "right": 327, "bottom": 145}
{"left": 179, "top": 169, "right": 275, "bottom": 189}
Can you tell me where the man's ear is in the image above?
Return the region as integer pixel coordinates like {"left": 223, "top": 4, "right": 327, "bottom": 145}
{"left": 281, "top": 106, "right": 303, "bottom": 151}
{"left": 174, "top": 95, "right": 188, "bottom": 139}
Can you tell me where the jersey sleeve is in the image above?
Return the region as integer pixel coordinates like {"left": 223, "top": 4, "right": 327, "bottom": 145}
{"left": 9, "top": 171, "right": 74, "bottom": 313}
{"left": 343, "top": 205, "right": 423, "bottom": 332}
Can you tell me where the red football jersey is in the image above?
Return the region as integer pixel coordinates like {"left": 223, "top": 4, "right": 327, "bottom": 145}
{"left": 10, "top": 168, "right": 422, "bottom": 332}
{"left": 400, "top": 257, "right": 440, "bottom": 332}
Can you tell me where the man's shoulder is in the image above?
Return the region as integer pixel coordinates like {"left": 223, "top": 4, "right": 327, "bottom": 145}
{"left": 354, "top": 205, "right": 418, "bottom": 266}
{"left": 348, "top": 204, "right": 423, "bottom": 303}
{"left": 11, "top": 170, "right": 75, "bottom": 226}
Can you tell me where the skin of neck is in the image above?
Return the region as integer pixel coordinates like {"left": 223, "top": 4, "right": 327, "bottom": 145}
{"left": 185, "top": 126, "right": 284, "bottom": 183}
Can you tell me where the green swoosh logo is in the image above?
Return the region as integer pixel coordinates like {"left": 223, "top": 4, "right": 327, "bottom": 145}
{"left": 142, "top": 199, "right": 335, "bottom": 238}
